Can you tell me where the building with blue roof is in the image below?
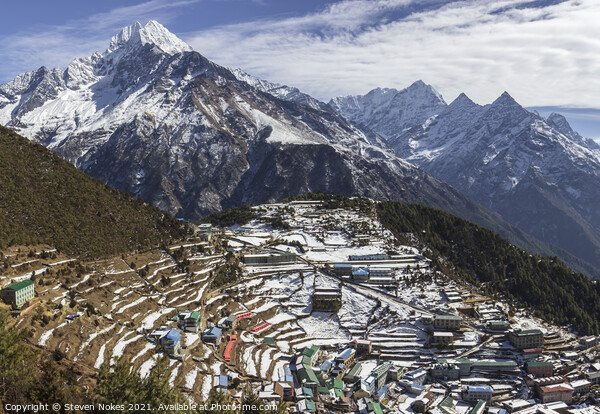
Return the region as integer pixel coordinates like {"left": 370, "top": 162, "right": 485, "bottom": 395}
{"left": 352, "top": 267, "right": 370, "bottom": 281}
{"left": 160, "top": 328, "right": 182, "bottom": 356}
{"left": 335, "top": 348, "right": 356, "bottom": 365}
{"left": 282, "top": 365, "right": 294, "bottom": 383}
{"left": 203, "top": 326, "right": 223, "bottom": 344}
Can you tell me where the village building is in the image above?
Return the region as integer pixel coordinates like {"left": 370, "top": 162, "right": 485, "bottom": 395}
{"left": 222, "top": 315, "right": 237, "bottom": 329}
{"left": 435, "top": 396, "right": 456, "bottom": 414}
{"left": 413, "top": 392, "right": 435, "bottom": 413}
{"left": 508, "top": 329, "right": 544, "bottom": 349}
{"left": 570, "top": 379, "right": 591, "bottom": 395}
{"left": 370, "top": 363, "right": 392, "bottom": 392}
{"left": 351, "top": 267, "right": 370, "bottom": 281}
{"left": 302, "top": 345, "right": 320, "bottom": 365}
{"left": 241, "top": 250, "right": 296, "bottom": 265}
{"left": 432, "top": 331, "right": 454, "bottom": 345}
{"left": 352, "top": 338, "right": 373, "bottom": 355}
{"left": 526, "top": 361, "right": 553, "bottom": 377}
{"left": 421, "top": 314, "right": 434, "bottom": 324}
{"left": 343, "top": 362, "right": 362, "bottom": 383}
{"left": 471, "top": 360, "right": 518, "bottom": 373}
{"left": 313, "top": 287, "right": 342, "bottom": 311}
{"left": 431, "top": 363, "right": 460, "bottom": 380}
{"left": 348, "top": 254, "right": 388, "bottom": 261}
{"left": 213, "top": 375, "right": 228, "bottom": 390}
{"left": 274, "top": 381, "right": 294, "bottom": 401}
{"left": 178, "top": 311, "right": 201, "bottom": 333}
{"left": 487, "top": 320, "right": 510, "bottom": 331}
{"left": 438, "top": 358, "right": 472, "bottom": 376}
{"left": 463, "top": 385, "right": 493, "bottom": 404}
{"left": 580, "top": 336, "right": 598, "bottom": 349}
{"left": 1, "top": 280, "right": 34, "bottom": 309}
{"left": 465, "top": 400, "right": 486, "bottom": 414}
{"left": 202, "top": 326, "right": 222, "bottom": 344}
{"left": 332, "top": 264, "right": 353, "bottom": 276}
{"left": 434, "top": 314, "right": 462, "bottom": 330}
{"left": 587, "top": 371, "right": 600, "bottom": 385}
{"left": 160, "top": 328, "right": 182, "bottom": 356}
{"left": 335, "top": 348, "right": 356, "bottom": 366}
{"left": 369, "top": 267, "right": 393, "bottom": 277}
{"left": 539, "top": 383, "right": 573, "bottom": 403}
{"left": 404, "top": 368, "right": 427, "bottom": 386}
{"left": 313, "top": 287, "right": 341, "bottom": 301}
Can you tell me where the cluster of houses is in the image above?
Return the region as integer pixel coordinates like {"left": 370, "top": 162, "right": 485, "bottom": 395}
{"left": 145, "top": 309, "right": 202, "bottom": 357}
{"left": 197, "top": 202, "right": 600, "bottom": 412}
{"left": 224, "top": 309, "right": 600, "bottom": 413}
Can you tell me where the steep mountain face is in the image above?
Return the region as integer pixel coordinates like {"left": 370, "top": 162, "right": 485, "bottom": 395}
{"left": 329, "top": 82, "right": 447, "bottom": 139}
{"left": 0, "top": 21, "right": 481, "bottom": 223}
{"left": 0, "top": 126, "right": 185, "bottom": 256}
{"left": 334, "top": 86, "right": 600, "bottom": 274}
{"left": 231, "top": 68, "right": 331, "bottom": 113}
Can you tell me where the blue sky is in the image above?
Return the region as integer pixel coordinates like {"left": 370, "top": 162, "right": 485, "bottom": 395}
{"left": 1, "top": 0, "right": 599, "bottom": 139}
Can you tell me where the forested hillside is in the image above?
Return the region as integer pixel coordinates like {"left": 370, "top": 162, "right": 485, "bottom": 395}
{"left": 0, "top": 126, "right": 186, "bottom": 257}
{"left": 378, "top": 201, "right": 600, "bottom": 335}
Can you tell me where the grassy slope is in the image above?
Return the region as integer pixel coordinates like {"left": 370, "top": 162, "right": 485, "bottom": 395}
{"left": 377, "top": 201, "right": 600, "bottom": 335}
{"left": 0, "top": 126, "right": 186, "bottom": 257}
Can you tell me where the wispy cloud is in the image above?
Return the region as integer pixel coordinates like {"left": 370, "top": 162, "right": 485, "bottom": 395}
{"left": 0, "top": 0, "right": 198, "bottom": 81}
{"left": 185, "top": 0, "right": 600, "bottom": 108}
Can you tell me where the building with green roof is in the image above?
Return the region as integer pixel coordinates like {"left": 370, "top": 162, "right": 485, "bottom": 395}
{"left": 437, "top": 396, "right": 456, "bottom": 414}
{"left": 297, "top": 367, "right": 321, "bottom": 394}
{"left": 344, "top": 362, "right": 363, "bottom": 383}
{"left": 317, "top": 386, "right": 329, "bottom": 395}
{"left": 326, "top": 378, "right": 344, "bottom": 389}
{"left": 368, "top": 401, "right": 384, "bottom": 414}
{"left": 183, "top": 311, "right": 201, "bottom": 332}
{"left": 1, "top": 280, "right": 34, "bottom": 308}
{"left": 466, "top": 400, "right": 486, "bottom": 414}
{"left": 302, "top": 387, "right": 314, "bottom": 398}
{"left": 302, "top": 345, "right": 320, "bottom": 364}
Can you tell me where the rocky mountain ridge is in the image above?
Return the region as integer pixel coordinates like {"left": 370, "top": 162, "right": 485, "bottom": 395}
{"left": 333, "top": 84, "right": 600, "bottom": 274}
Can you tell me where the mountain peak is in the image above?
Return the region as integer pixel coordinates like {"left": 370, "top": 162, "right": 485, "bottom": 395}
{"left": 449, "top": 92, "right": 476, "bottom": 107}
{"left": 493, "top": 91, "right": 517, "bottom": 104}
{"left": 107, "top": 20, "right": 192, "bottom": 56}
{"left": 489, "top": 91, "right": 525, "bottom": 111}
{"left": 547, "top": 112, "right": 573, "bottom": 133}
{"left": 408, "top": 80, "right": 427, "bottom": 89}
{"left": 404, "top": 80, "right": 446, "bottom": 105}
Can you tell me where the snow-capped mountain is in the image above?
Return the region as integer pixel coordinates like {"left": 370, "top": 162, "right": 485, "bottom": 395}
{"left": 329, "top": 82, "right": 447, "bottom": 139}
{"left": 333, "top": 85, "right": 600, "bottom": 274}
{"left": 0, "top": 21, "right": 481, "bottom": 223}
{"left": 230, "top": 68, "right": 331, "bottom": 113}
